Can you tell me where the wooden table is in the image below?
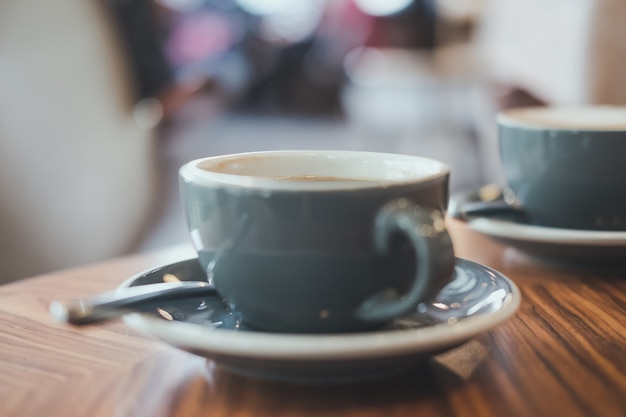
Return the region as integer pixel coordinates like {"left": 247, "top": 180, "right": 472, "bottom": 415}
{"left": 1, "top": 220, "right": 625, "bottom": 417}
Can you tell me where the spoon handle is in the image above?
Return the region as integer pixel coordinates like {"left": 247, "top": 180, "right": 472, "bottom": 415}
{"left": 50, "top": 281, "right": 216, "bottom": 325}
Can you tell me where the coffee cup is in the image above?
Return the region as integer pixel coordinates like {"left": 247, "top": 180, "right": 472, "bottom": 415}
{"left": 179, "top": 150, "right": 455, "bottom": 333}
{"left": 497, "top": 105, "right": 626, "bottom": 230}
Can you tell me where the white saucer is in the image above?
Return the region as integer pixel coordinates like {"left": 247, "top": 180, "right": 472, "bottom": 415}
{"left": 465, "top": 217, "right": 626, "bottom": 265}
{"left": 120, "top": 257, "right": 519, "bottom": 383}
{"left": 450, "top": 187, "right": 626, "bottom": 265}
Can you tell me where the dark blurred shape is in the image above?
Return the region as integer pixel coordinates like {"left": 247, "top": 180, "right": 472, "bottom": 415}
{"left": 127, "top": 0, "right": 441, "bottom": 117}
{"left": 364, "top": 0, "right": 437, "bottom": 49}
{"left": 239, "top": 0, "right": 438, "bottom": 115}
{"left": 106, "top": 0, "right": 219, "bottom": 123}
{"left": 495, "top": 86, "right": 547, "bottom": 111}
{"left": 106, "top": 0, "right": 173, "bottom": 100}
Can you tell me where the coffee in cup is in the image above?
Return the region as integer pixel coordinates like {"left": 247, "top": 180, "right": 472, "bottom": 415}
{"left": 498, "top": 105, "right": 626, "bottom": 230}
{"left": 179, "top": 150, "right": 455, "bottom": 333}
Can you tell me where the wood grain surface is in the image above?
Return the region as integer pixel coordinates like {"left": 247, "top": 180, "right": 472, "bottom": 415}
{"left": 1, "top": 221, "right": 625, "bottom": 417}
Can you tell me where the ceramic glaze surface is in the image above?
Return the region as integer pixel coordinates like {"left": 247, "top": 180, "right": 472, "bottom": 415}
{"left": 498, "top": 107, "right": 626, "bottom": 230}
{"left": 122, "top": 257, "right": 520, "bottom": 383}
{"left": 180, "top": 151, "right": 454, "bottom": 333}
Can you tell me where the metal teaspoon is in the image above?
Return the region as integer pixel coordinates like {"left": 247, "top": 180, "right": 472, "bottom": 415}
{"left": 49, "top": 281, "right": 216, "bottom": 325}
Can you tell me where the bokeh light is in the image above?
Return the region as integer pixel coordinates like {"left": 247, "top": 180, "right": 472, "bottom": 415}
{"left": 354, "top": 0, "right": 413, "bottom": 17}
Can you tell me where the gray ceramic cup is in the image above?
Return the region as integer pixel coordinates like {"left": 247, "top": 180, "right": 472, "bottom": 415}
{"left": 179, "top": 150, "right": 455, "bottom": 333}
{"left": 498, "top": 106, "right": 626, "bottom": 230}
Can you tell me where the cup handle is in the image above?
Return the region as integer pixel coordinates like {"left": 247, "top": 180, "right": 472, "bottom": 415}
{"left": 355, "top": 198, "right": 455, "bottom": 323}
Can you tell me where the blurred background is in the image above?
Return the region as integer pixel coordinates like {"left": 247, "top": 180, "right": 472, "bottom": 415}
{"left": 1, "top": 0, "right": 625, "bottom": 283}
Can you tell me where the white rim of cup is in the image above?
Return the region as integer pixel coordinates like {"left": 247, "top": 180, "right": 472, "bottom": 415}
{"left": 497, "top": 105, "right": 626, "bottom": 131}
{"left": 180, "top": 150, "right": 451, "bottom": 192}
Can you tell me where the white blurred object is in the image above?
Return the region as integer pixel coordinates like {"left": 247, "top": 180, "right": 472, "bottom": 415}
{"left": 256, "top": 0, "right": 325, "bottom": 44}
{"left": 341, "top": 46, "right": 477, "bottom": 145}
{"left": 341, "top": 48, "right": 441, "bottom": 138}
{"left": 235, "top": 0, "right": 326, "bottom": 44}
{"left": 470, "top": 0, "right": 626, "bottom": 185}
{"left": 0, "top": 0, "right": 157, "bottom": 283}
{"left": 475, "top": 0, "right": 626, "bottom": 105}
{"left": 354, "top": 0, "right": 414, "bottom": 17}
